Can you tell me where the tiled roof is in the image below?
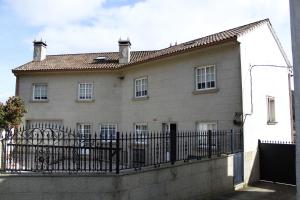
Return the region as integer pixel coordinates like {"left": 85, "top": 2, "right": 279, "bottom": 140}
{"left": 13, "top": 19, "right": 270, "bottom": 74}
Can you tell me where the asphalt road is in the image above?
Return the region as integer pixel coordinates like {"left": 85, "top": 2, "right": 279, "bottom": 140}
{"left": 212, "top": 181, "right": 296, "bottom": 200}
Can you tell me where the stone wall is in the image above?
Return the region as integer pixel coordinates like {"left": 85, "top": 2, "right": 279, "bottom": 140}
{"left": 0, "top": 155, "right": 234, "bottom": 200}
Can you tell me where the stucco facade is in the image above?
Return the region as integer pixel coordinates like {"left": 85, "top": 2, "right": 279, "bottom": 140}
{"left": 14, "top": 20, "right": 292, "bottom": 185}
{"left": 18, "top": 41, "right": 243, "bottom": 133}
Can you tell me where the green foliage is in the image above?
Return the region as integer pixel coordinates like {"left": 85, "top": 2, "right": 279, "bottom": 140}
{"left": 0, "top": 102, "right": 4, "bottom": 128}
{"left": 0, "top": 96, "right": 26, "bottom": 129}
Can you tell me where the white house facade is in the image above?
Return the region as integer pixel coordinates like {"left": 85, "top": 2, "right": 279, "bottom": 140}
{"left": 12, "top": 19, "right": 292, "bottom": 184}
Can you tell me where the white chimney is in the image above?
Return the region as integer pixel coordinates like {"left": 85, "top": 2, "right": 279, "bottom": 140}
{"left": 33, "top": 40, "right": 47, "bottom": 61}
{"left": 119, "top": 39, "right": 131, "bottom": 64}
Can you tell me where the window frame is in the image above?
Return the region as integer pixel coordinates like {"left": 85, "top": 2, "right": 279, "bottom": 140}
{"left": 32, "top": 83, "right": 48, "bottom": 101}
{"left": 195, "top": 65, "right": 216, "bottom": 91}
{"left": 196, "top": 121, "right": 218, "bottom": 148}
{"left": 99, "top": 123, "right": 117, "bottom": 141}
{"left": 77, "top": 123, "right": 92, "bottom": 146}
{"left": 134, "top": 77, "right": 148, "bottom": 98}
{"left": 134, "top": 123, "right": 148, "bottom": 144}
{"left": 78, "top": 82, "right": 94, "bottom": 101}
{"left": 267, "top": 96, "right": 277, "bottom": 124}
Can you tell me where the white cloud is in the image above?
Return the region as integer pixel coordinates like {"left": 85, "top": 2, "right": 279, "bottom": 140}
{"left": 5, "top": 0, "right": 292, "bottom": 60}
{"left": 5, "top": 0, "right": 105, "bottom": 26}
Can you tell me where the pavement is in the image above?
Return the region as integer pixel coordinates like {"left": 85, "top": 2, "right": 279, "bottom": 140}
{"left": 212, "top": 181, "right": 296, "bottom": 200}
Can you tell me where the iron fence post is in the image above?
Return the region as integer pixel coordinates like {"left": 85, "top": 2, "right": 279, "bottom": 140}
{"left": 116, "top": 132, "right": 120, "bottom": 174}
{"left": 230, "top": 129, "right": 234, "bottom": 153}
{"left": 0, "top": 132, "right": 5, "bottom": 171}
{"left": 109, "top": 134, "right": 113, "bottom": 172}
{"left": 208, "top": 130, "right": 212, "bottom": 158}
{"left": 170, "top": 129, "right": 176, "bottom": 164}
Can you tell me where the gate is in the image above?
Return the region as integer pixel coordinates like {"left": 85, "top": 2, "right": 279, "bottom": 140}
{"left": 259, "top": 140, "right": 296, "bottom": 185}
{"left": 234, "top": 152, "right": 244, "bottom": 185}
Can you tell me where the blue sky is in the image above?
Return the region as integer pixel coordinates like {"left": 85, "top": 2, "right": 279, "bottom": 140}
{"left": 0, "top": 0, "right": 292, "bottom": 103}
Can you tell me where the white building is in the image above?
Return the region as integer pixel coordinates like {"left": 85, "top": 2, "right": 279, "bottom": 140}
{"left": 13, "top": 19, "right": 292, "bottom": 184}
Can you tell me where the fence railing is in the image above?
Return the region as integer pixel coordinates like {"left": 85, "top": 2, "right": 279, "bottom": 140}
{"left": 0, "top": 125, "right": 243, "bottom": 174}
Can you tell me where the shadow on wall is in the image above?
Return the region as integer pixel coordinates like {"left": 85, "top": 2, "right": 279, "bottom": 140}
{"left": 247, "top": 149, "right": 260, "bottom": 184}
{"left": 0, "top": 156, "right": 234, "bottom": 200}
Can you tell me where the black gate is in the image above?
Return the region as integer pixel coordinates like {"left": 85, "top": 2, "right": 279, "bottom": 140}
{"left": 259, "top": 140, "right": 295, "bottom": 185}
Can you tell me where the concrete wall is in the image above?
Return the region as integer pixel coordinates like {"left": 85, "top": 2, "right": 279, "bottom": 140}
{"left": 238, "top": 23, "right": 292, "bottom": 183}
{"left": 18, "top": 41, "right": 242, "bottom": 132}
{"left": 0, "top": 156, "right": 234, "bottom": 200}
{"left": 289, "top": 0, "right": 300, "bottom": 199}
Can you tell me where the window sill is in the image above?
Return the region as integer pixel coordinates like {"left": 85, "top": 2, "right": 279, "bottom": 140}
{"left": 132, "top": 96, "right": 149, "bottom": 101}
{"left": 193, "top": 88, "right": 219, "bottom": 95}
{"left": 267, "top": 121, "right": 278, "bottom": 125}
{"left": 30, "top": 100, "right": 49, "bottom": 103}
{"left": 76, "top": 99, "right": 95, "bottom": 103}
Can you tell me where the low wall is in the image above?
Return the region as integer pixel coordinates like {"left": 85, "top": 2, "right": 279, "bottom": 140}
{"left": 0, "top": 155, "right": 234, "bottom": 200}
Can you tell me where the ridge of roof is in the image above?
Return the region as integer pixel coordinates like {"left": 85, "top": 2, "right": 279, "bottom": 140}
{"left": 47, "top": 50, "right": 158, "bottom": 57}
{"left": 13, "top": 19, "right": 270, "bottom": 74}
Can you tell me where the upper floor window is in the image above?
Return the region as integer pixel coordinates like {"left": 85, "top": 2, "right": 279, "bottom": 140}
{"left": 195, "top": 65, "right": 216, "bottom": 90}
{"left": 78, "top": 83, "right": 93, "bottom": 100}
{"left": 135, "top": 123, "right": 148, "bottom": 143}
{"left": 33, "top": 83, "right": 48, "bottom": 100}
{"left": 135, "top": 77, "right": 148, "bottom": 98}
{"left": 100, "top": 123, "right": 117, "bottom": 140}
{"left": 267, "top": 96, "right": 276, "bottom": 124}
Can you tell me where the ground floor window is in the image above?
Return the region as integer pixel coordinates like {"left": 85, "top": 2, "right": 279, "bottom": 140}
{"left": 196, "top": 122, "right": 217, "bottom": 147}
{"left": 100, "top": 124, "right": 117, "bottom": 140}
{"left": 134, "top": 123, "right": 148, "bottom": 143}
{"left": 77, "top": 123, "right": 92, "bottom": 146}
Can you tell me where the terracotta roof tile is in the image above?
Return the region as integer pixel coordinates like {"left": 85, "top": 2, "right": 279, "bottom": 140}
{"left": 13, "top": 19, "right": 270, "bottom": 74}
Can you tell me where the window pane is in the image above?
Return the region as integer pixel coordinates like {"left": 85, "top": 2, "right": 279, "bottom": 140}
{"left": 135, "top": 78, "right": 148, "bottom": 97}
{"left": 34, "top": 84, "right": 47, "bottom": 100}
{"left": 196, "top": 66, "right": 215, "bottom": 90}
{"left": 79, "top": 83, "right": 93, "bottom": 100}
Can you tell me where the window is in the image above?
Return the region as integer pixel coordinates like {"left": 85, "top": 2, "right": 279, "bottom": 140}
{"left": 77, "top": 123, "right": 92, "bottom": 146}
{"left": 33, "top": 84, "right": 48, "bottom": 100}
{"left": 78, "top": 83, "right": 93, "bottom": 100}
{"left": 196, "top": 122, "right": 217, "bottom": 148}
{"left": 135, "top": 77, "right": 148, "bottom": 98}
{"left": 135, "top": 123, "right": 148, "bottom": 143}
{"left": 267, "top": 96, "right": 276, "bottom": 124}
{"left": 195, "top": 65, "right": 216, "bottom": 90}
{"left": 100, "top": 124, "right": 117, "bottom": 140}
{"left": 196, "top": 122, "right": 217, "bottom": 132}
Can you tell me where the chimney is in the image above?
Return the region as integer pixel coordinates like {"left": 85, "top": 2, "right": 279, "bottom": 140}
{"left": 118, "top": 39, "right": 131, "bottom": 64}
{"left": 33, "top": 40, "right": 47, "bottom": 61}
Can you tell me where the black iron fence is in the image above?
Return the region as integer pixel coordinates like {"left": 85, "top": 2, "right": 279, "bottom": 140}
{"left": 0, "top": 125, "right": 243, "bottom": 174}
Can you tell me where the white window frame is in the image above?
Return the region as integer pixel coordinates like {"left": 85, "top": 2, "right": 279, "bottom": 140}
{"left": 77, "top": 123, "right": 92, "bottom": 146}
{"left": 267, "top": 96, "right": 276, "bottom": 124}
{"left": 100, "top": 123, "right": 117, "bottom": 141}
{"left": 134, "top": 77, "right": 148, "bottom": 98}
{"left": 195, "top": 65, "right": 216, "bottom": 90}
{"left": 134, "top": 123, "right": 148, "bottom": 144}
{"left": 196, "top": 122, "right": 218, "bottom": 148}
{"left": 78, "top": 83, "right": 94, "bottom": 101}
{"left": 32, "top": 83, "right": 48, "bottom": 101}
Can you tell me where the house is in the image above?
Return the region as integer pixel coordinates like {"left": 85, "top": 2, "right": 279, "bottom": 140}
{"left": 12, "top": 19, "right": 292, "bottom": 184}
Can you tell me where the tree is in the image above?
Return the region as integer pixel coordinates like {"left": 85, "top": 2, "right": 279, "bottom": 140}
{"left": 0, "top": 102, "right": 4, "bottom": 128}
{"left": 0, "top": 97, "right": 26, "bottom": 130}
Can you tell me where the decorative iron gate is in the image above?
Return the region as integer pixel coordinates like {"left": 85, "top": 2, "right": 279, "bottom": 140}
{"left": 259, "top": 140, "right": 296, "bottom": 185}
